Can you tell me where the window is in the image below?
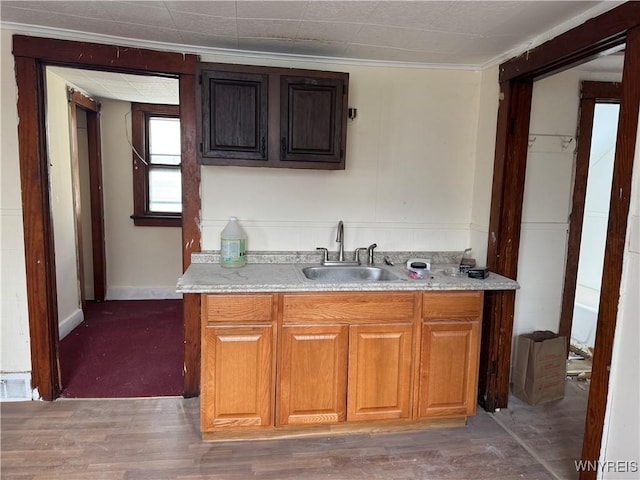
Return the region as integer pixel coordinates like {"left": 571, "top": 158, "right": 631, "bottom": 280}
{"left": 131, "top": 103, "right": 181, "bottom": 226}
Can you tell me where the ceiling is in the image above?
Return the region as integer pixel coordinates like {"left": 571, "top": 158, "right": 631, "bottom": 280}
{"left": 48, "top": 66, "right": 180, "bottom": 104}
{"left": 4, "top": 1, "right": 625, "bottom": 105}
{"left": 1, "top": 1, "right": 622, "bottom": 67}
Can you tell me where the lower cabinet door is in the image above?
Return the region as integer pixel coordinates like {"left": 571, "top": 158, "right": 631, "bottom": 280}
{"left": 347, "top": 324, "right": 413, "bottom": 422}
{"left": 418, "top": 321, "right": 480, "bottom": 418}
{"left": 201, "top": 326, "right": 273, "bottom": 430}
{"left": 277, "top": 325, "right": 348, "bottom": 426}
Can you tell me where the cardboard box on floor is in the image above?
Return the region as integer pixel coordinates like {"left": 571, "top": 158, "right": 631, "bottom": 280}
{"left": 512, "top": 331, "right": 567, "bottom": 405}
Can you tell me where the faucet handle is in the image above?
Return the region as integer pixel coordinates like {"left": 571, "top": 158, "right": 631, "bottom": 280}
{"left": 316, "top": 247, "right": 329, "bottom": 264}
{"left": 367, "top": 243, "right": 377, "bottom": 265}
{"left": 354, "top": 247, "right": 367, "bottom": 265}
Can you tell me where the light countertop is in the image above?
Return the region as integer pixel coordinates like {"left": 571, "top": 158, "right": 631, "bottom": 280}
{"left": 177, "top": 251, "right": 519, "bottom": 294}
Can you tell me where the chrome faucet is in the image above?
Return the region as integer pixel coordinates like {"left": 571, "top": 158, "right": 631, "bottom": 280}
{"left": 367, "top": 243, "right": 377, "bottom": 265}
{"left": 316, "top": 221, "right": 359, "bottom": 266}
{"left": 336, "top": 220, "right": 345, "bottom": 261}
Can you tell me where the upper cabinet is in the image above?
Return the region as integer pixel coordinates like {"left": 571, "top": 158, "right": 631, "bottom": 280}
{"left": 198, "top": 63, "right": 348, "bottom": 170}
{"left": 201, "top": 70, "right": 268, "bottom": 162}
{"left": 280, "top": 76, "right": 345, "bottom": 165}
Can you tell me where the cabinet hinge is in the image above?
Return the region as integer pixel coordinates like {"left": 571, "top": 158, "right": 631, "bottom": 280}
{"left": 199, "top": 142, "right": 203, "bottom": 153}
{"left": 198, "top": 74, "right": 202, "bottom": 85}
{"left": 343, "top": 84, "right": 347, "bottom": 95}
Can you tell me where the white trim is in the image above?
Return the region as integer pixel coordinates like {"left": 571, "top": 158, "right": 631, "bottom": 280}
{"left": 106, "top": 286, "right": 182, "bottom": 300}
{"left": 58, "top": 308, "right": 84, "bottom": 340}
{"left": 201, "top": 219, "right": 471, "bottom": 230}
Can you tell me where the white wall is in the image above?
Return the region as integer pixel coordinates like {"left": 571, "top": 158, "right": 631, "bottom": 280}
{"left": 470, "top": 65, "right": 500, "bottom": 265}
{"left": 45, "top": 69, "right": 83, "bottom": 334}
{"left": 0, "top": 28, "right": 30, "bottom": 373}
{"left": 100, "top": 99, "right": 182, "bottom": 299}
{"left": 600, "top": 111, "right": 640, "bottom": 479}
{"left": 199, "top": 53, "right": 489, "bottom": 257}
{"left": 512, "top": 70, "right": 580, "bottom": 342}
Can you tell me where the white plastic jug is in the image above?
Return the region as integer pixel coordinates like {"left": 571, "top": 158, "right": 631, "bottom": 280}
{"left": 220, "top": 216, "right": 247, "bottom": 268}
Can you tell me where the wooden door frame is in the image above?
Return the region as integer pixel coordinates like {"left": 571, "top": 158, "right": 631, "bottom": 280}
{"left": 67, "top": 90, "right": 86, "bottom": 308}
{"left": 13, "top": 35, "right": 201, "bottom": 400}
{"left": 68, "top": 88, "right": 106, "bottom": 305}
{"left": 558, "top": 81, "right": 622, "bottom": 351}
{"left": 480, "top": 3, "right": 640, "bottom": 477}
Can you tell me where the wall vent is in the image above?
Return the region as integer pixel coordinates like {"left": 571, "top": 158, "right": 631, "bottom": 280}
{"left": 0, "top": 373, "right": 32, "bottom": 402}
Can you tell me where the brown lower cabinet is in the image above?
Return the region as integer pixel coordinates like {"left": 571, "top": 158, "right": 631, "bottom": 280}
{"left": 277, "top": 324, "right": 348, "bottom": 425}
{"left": 200, "top": 294, "right": 276, "bottom": 431}
{"left": 418, "top": 292, "right": 483, "bottom": 418}
{"left": 200, "top": 290, "right": 483, "bottom": 435}
{"left": 347, "top": 323, "right": 414, "bottom": 422}
{"left": 418, "top": 321, "right": 481, "bottom": 417}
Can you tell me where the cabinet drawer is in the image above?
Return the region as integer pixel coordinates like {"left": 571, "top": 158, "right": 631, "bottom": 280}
{"left": 204, "top": 294, "right": 273, "bottom": 324}
{"left": 422, "top": 291, "right": 483, "bottom": 320}
{"left": 282, "top": 292, "right": 416, "bottom": 323}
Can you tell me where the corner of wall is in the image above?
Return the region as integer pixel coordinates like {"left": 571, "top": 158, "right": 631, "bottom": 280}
{"left": 470, "top": 65, "right": 500, "bottom": 265}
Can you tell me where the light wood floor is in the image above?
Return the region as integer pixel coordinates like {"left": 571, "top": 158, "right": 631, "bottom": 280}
{"left": 1, "top": 379, "right": 588, "bottom": 480}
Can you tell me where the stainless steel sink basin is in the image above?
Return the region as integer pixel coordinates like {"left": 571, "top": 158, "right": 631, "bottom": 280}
{"left": 301, "top": 265, "right": 400, "bottom": 282}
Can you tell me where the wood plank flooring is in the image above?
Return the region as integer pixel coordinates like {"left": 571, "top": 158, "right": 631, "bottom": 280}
{"left": 1, "top": 379, "right": 588, "bottom": 480}
{"left": 493, "top": 378, "right": 590, "bottom": 480}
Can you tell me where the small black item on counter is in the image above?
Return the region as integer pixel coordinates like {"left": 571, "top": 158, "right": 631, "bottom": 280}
{"left": 468, "top": 267, "right": 489, "bottom": 279}
{"left": 410, "top": 262, "right": 428, "bottom": 269}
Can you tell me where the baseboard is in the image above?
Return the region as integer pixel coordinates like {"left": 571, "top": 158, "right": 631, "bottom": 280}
{"left": 59, "top": 308, "right": 84, "bottom": 340}
{"left": 0, "top": 372, "right": 34, "bottom": 402}
{"left": 106, "top": 287, "right": 183, "bottom": 300}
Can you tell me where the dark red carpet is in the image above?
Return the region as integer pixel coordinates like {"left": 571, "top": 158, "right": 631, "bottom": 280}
{"left": 60, "top": 299, "right": 183, "bottom": 398}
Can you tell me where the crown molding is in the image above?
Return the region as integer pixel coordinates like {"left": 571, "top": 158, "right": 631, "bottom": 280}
{"left": 4, "top": 0, "right": 622, "bottom": 75}
{"left": 1, "top": 21, "right": 481, "bottom": 71}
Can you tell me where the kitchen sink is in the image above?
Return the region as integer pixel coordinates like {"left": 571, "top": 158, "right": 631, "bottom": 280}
{"left": 301, "top": 265, "right": 401, "bottom": 282}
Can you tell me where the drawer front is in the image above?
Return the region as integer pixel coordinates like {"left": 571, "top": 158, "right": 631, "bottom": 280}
{"left": 282, "top": 292, "right": 416, "bottom": 323}
{"left": 422, "top": 291, "right": 483, "bottom": 320}
{"left": 204, "top": 294, "right": 273, "bottom": 324}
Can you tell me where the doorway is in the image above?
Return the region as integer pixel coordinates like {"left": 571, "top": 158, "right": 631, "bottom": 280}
{"left": 44, "top": 65, "right": 185, "bottom": 397}
{"left": 560, "top": 82, "right": 622, "bottom": 364}
{"left": 483, "top": 11, "right": 639, "bottom": 476}
{"left": 47, "top": 76, "right": 106, "bottom": 345}
{"left": 570, "top": 101, "right": 619, "bottom": 351}
{"left": 13, "top": 34, "right": 201, "bottom": 401}
{"left": 499, "top": 68, "right": 623, "bottom": 478}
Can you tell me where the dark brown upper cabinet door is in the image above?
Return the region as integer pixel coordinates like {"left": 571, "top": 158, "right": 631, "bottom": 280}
{"left": 201, "top": 70, "right": 268, "bottom": 162}
{"left": 280, "top": 76, "right": 346, "bottom": 166}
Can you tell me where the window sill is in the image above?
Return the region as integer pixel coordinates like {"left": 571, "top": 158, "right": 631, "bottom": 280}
{"left": 131, "top": 214, "right": 182, "bottom": 227}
